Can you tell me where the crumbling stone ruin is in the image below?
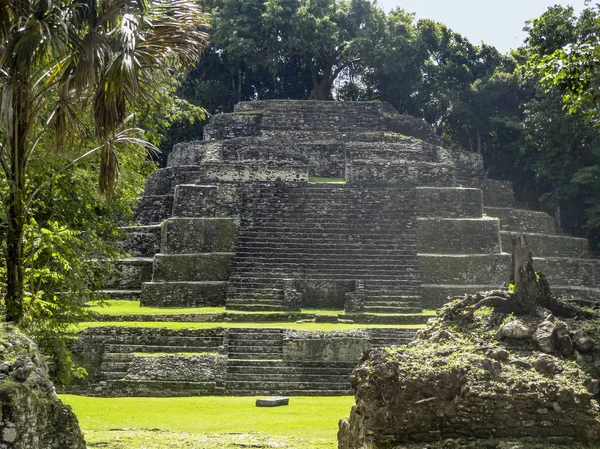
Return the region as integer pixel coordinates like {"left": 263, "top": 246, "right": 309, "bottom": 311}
{"left": 0, "top": 325, "right": 86, "bottom": 449}
{"left": 338, "top": 286, "right": 600, "bottom": 449}
{"left": 79, "top": 100, "right": 600, "bottom": 397}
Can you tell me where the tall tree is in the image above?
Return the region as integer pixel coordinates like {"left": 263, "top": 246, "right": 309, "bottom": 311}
{"left": 0, "top": 0, "right": 208, "bottom": 324}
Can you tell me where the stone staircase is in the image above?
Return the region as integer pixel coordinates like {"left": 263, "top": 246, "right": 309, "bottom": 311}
{"left": 77, "top": 326, "right": 420, "bottom": 397}
{"left": 226, "top": 184, "right": 422, "bottom": 312}
{"left": 227, "top": 328, "right": 284, "bottom": 360}
{"left": 225, "top": 360, "right": 354, "bottom": 396}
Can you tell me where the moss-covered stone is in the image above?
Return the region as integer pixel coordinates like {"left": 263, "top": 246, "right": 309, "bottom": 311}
{"left": 0, "top": 325, "right": 86, "bottom": 449}
{"left": 338, "top": 292, "right": 600, "bottom": 449}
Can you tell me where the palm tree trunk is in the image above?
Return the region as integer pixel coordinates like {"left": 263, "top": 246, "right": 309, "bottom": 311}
{"left": 5, "top": 139, "right": 26, "bottom": 324}
{"left": 5, "top": 184, "right": 25, "bottom": 324}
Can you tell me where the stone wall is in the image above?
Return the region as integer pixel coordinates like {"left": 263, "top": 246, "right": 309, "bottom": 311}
{"left": 124, "top": 354, "right": 221, "bottom": 382}
{"left": 160, "top": 218, "right": 238, "bottom": 254}
{"left": 346, "top": 161, "right": 456, "bottom": 186}
{"left": 415, "top": 187, "right": 483, "bottom": 218}
{"left": 417, "top": 217, "right": 501, "bottom": 254}
{"left": 283, "top": 330, "right": 369, "bottom": 362}
{"left": 203, "top": 113, "right": 262, "bottom": 141}
{"left": 260, "top": 100, "right": 387, "bottom": 132}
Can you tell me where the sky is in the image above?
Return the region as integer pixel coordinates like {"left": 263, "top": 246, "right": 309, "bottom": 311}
{"left": 378, "top": 0, "right": 589, "bottom": 53}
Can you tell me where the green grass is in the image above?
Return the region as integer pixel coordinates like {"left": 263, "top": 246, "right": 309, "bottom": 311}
{"left": 61, "top": 395, "right": 354, "bottom": 448}
{"left": 87, "top": 300, "right": 227, "bottom": 315}
{"left": 87, "top": 300, "right": 433, "bottom": 317}
{"left": 308, "top": 177, "right": 346, "bottom": 184}
{"left": 73, "top": 321, "right": 426, "bottom": 331}
{"left": 88, "top": 301, "right": 349, "bottom": 316}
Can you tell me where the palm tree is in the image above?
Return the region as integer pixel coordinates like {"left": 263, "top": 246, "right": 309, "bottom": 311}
{"left": 0, "top": 0, "right": 208, "bottom": 324}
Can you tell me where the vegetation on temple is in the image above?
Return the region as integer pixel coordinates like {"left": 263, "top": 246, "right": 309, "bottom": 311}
{"left": 178, "top": 2, "right": 600, "bottom": 250}
{"left": 0, "top": 0, "right": 208, "bottom": 380}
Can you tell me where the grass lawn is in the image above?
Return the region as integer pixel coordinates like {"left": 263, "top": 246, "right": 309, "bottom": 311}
{"left": 61, "top": 395, "right": 354, "bottom": 448}
{"left": 74, "top": 320, "right": 426, "bottom": 331}
{"left": 87, "top": 300, "right": 348, "bottom": 316}
{"left": 87, "top": 300, "right": 435, "bottom": 318}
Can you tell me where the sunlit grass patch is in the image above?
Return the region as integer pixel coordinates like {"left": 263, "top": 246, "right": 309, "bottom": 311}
{"left": 62, "top": 395, "right": 354, "bottom": 448}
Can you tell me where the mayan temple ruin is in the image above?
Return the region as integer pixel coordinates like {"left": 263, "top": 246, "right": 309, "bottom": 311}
{"left": 74, "top": 100, "right": 600, "bottom": 397}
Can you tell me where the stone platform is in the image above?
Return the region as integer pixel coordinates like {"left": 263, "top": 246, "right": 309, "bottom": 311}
{"left": 82, "top": 99, "right": 600, "bottom": 397}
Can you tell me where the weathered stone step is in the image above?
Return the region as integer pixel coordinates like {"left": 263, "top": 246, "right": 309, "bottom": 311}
{"left": 227, "top": 373, "right": 349, "bottom": 382}
{"left": 227, "top": 360, "right": 354, "bottom": 367}
{"left": 228, "top": 353, "right": 283, "bottom": 360}
{"left": 103, "top": 380, "right": 216, "bottom": 397}
{"left": 364, "top": 306, "right": 422, "bottom": 313}
{"left": 103, "top": 344, "right": 219, "bottom": 353}
{"left": 228, "top": 328, "right": 284, "bottom": 335}
{"left": 500, "top": 231, "right": 589, "bottom": 258}
{"left": 229, "top": 273, "right": 421, "bottom": 281}
{"left": 152, "top": 253, "right": 234, "bottom": 282}
{"left": 484, "top": 207, "right": 556, "bottom": 234}
{"left": 97, "top": 289, "right": 141, "bottom": 300}
{"left": 101, "top": 372, "right": 127, "bottom": 380}
{"left": 228, "top": 340, "right": 283, "bottom": 348}
{"left": 102, "top": 353, "right": 136, "bottom": 362}
{"left": 533, "top": 257, "right": 600, "bottom": 288}
{"left": 225, "top": 389, "right": 352, "bottom": 396}
{"left": 135, "top": 194, "right": 173, "bottom": 224}
{"left": 227, "top": 365, "right": 353, "bottom": 375}
{"left": 230, "top": 265, "right": 420, "bottom": 275}
{"left": 100, "top": 361, "right": 131, "bottom": 372}
{"left": 226, "top": 304, "right": 285, "bottom": 311}
{"left": 234, "top": 247, "right": 418, "bottom": 255}
{"left": 118, "top": 225, "right": 162, "bottom": 258}
{"left": 225, "top": 381, "right": 350, "bottom": 391}
{"left": 141, "top": 281, "right": 228, "bottom": 307}
{"left": 106, "top": 258, "right": 154, "bottom": 290}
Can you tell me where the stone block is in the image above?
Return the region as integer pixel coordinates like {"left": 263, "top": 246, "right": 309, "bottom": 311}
{"left": 500, "top": 232, "right": 589, "bottom": 259}
{"left": 134, "top": 194, "right": 173, "bottom": 225}
{"left": 152, "top": 253, "right": 234, "bottom": 282}
{"left": 480, "top": 179, "right": 515, "bottom": 207}
{"left": 533, "top": 257, "right": 600, "bottom": 288}
{"left": 485, "top": 207, "right": 556, "bottom": 234}
{"left": 125, "top": 354, "right": 218, "bottom": 382}
{"left": 449, "top": 150, "right": 485, "bottom": 185}
{"left": 141, "top": 281, "right": 228, "bottom": 307}
{"left": 419, "top": 254, "right": 511, "bottom": 285}
{"left": 172, "top": 184, "right": 242, "bottom": 217}
{"left": 107, "top": 258, "right": 154, "bottom": 289}
{"left": 118, "top": 225, "right": 161, "bottom": 257}
{"left": 416, "top": 187, "right": 483, "bottom": 218}
{"left": 195, "top": 162, "right": 309, "bottom": 183}
{"left": 283, "top": 334, "right": 369, "bottom": 362}
{"left": 260, "top": 100, "right": 386, "bottom": 132}
{"left": 142, "top": 166, "right": 204, "bottom": 196}
{"left": 161, "top": 218, "right": 238, "bottom": 254}
{"left": 346, "top": 162, "right": 456, "bottom": 187}
{"left": 256, "top": 397, "right": 289, "bottom": 407}
{"left": 204, "top": 113, "right": 262, "bottom": 141}
{"left": 417, "top": 217, "right": 501, "bottom": 254}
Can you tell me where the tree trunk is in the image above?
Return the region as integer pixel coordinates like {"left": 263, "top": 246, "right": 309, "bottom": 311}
{"left": 5, "top": 123, "right": 27, "bottom": 324}
{"left": 308, "top": 64, "right": 334, "bottom": 101}
{"left": 5, "top": 187, "right": 25, "bottom": 324}
{"left": 511, "top": 234, "right": 557, "bottom": 315}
